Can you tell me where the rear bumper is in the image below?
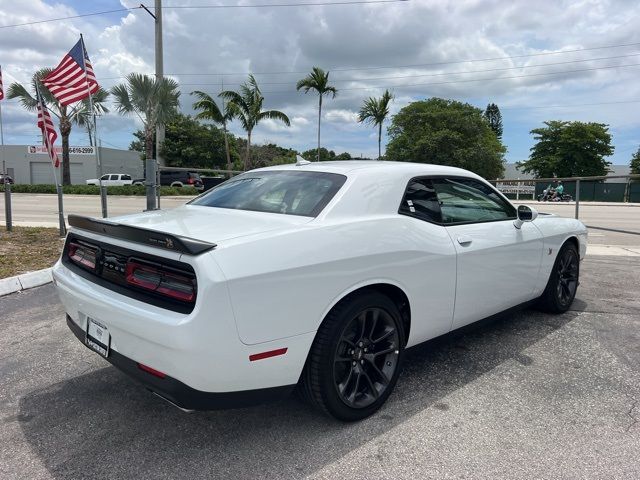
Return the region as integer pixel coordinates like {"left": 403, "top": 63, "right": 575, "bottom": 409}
{"left": 66, "top": 315, "right": 295, "bottom": 410}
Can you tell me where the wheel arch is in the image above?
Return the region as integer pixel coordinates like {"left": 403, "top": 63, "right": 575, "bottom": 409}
{"left": 317, "top": 281, "right": 412, "bottom": 347}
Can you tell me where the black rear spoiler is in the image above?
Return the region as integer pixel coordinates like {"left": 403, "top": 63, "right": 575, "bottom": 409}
{"left": 68, "top": 215, "right": 216, "bottom": 255}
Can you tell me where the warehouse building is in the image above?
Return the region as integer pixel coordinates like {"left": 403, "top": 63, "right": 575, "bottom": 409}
{"left": 0, "top": 145, "right": 143, "bottom": 185}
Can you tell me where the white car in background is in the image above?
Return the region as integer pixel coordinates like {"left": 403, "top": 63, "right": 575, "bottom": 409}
{"left": 53, "top": 161, "right": 587, "bottom": 421}
{"left": 86, "top": 173, "right": 133, "bottom": 186}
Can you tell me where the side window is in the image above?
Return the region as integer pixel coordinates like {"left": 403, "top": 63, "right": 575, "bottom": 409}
{"left": 109, "top": 174, "right": 118, "bottom": 180}
{"left": 433, "top": 178, "right": 516, "bottom": 224}
{"left": 399, "top": 178, "right": 442, "bottom": 223}
{"left": 100, "top": 174, "right": 109, "bottom": 180}
{"left": 122, "top": 175, "right": 131, "bottom": 180}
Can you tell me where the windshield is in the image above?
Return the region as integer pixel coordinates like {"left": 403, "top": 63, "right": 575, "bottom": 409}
{"left": 190, "top": 170, "right": 347, "bottom": 217}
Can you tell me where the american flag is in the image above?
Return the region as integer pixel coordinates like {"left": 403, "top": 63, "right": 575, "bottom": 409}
{"left": 36, "top": 90, "right": 60, "bottom": 167}
{"left": 42, "top": 38, "right": 99, "bottom": 106}
{"left": 0, "top": 65, "right": 4, "bottom": 101}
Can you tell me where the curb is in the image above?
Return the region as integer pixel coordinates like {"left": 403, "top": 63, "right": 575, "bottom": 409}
{"left": 0, "top": 268, "right": 53, "bottom": 297}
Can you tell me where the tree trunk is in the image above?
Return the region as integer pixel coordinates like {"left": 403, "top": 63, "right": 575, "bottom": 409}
{"left": 317, "top": 95, "right": 322, "bottom": 162}
{"left": 378, "top": 122, "right": 382, "bottom": 160}
{"left": 59, "top": 111, "right": 72, "bottom": 185}
{"left": 223, "top": 120, "right": 231, "bottom": 174}
{"left": 245, "top": 130, "right": 252, "bottom": 171}
{"left": 145, "top": 126, "right": 154, "bottom": 164}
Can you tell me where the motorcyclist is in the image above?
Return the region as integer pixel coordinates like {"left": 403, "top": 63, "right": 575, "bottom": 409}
{"left": 551, "top": 181, "right": 564, "bottom": 200}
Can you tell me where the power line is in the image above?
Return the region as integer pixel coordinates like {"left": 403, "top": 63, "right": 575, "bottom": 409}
{"left": 158, "top": 52, "right": 640, "bottom": 86}
{"left": 0, "top": 7, "right": 141, "bottom": 29}
{"left": 164, "top": 0, "right": 409, "bottom": 8}
{"left": 160, "top": 41, "right": 640, "bottom": 76}
{"left": 0, "top": 1, "right": 407, "bottom": 29}
{"left": 99, "top": 49, "right": 640, "bottom": 84}
{"left": 174, "top": 62, "right": 640, "bottom": 93}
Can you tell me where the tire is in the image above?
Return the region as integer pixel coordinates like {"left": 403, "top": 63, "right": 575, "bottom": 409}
{"left": 537, "top": 242, "right": 580, "bottom": 313}
{"left": 299, "top": 290, "right": 405, "bottom": 421}
{"left": 171, "top": 182, "right": 183, "bottom": 188}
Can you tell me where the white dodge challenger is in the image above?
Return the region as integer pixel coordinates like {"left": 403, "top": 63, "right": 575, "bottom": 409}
{"left": 53, "top": 161, "right": 587, "bottom": 421}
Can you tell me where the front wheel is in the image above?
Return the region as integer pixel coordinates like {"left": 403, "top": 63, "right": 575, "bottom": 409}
{"left": 299, "top": 291, "right": 405, "bottom": 421}
{"left": 537, "top": 242, "right": 580, "bottom": 313}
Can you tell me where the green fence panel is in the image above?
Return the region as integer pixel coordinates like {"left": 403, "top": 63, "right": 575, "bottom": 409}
{"left": 630, "top": 182, "right": 640, "bottom": 202}
{"left": 593, "top": 183, "right": 626, "bottom": 202}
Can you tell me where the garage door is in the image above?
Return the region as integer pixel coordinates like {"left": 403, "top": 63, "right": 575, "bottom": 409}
{"left": 30, "top": 162, "right": 84, "bottom": 184}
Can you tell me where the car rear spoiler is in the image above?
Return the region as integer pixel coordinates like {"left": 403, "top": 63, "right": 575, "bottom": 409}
{"left": 67, "top": 215, "right": 216, "bottom": 255}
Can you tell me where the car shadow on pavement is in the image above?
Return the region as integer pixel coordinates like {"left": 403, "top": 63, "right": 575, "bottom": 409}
{"left": 17, "top": 307, "right": 578, "bottom": 480}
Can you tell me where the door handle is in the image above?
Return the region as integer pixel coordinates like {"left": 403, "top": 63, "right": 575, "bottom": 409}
{"left": 457, "top": 235, "right": 473, "bottom": 246}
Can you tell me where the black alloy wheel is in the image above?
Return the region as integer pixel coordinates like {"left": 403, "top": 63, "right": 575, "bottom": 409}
{"left": 299, "top": 290, "right": 405, "bottom": 421}
{"left": 333, "top": 308, "right": 400, "bottom": 409}
{"left": 538, "top": 242, "right": 580, "bottom": 313}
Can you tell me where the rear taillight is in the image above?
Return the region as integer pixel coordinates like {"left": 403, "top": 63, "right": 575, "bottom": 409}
{"left": 187, "top": 177, "right": 194, "bottom": 184}
{"left": 68, "top": 242, "right": 98, "bottom": 270}
{"left": 125, "top": 261, "right": 196, "bottom": 302}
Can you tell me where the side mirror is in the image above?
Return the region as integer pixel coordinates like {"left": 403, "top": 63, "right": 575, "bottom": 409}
{"left": 514, "top": 205, "right": 538, "bottom": 229}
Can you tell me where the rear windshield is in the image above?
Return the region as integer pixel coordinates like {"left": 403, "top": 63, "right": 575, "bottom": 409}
{"left": 190, "top": 170, "right": 347, "bottom": 217}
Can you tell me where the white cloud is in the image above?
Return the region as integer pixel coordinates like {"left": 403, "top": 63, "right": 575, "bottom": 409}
{"left": 0, "top": 0, "right": 639, "bottom": 163}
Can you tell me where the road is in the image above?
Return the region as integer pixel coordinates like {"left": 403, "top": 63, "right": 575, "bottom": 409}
{"left": 2, "top": 194, "right": 640, "bottom": 248}
{"left": 1, "top": 256, "right": 639, "bottom": 479}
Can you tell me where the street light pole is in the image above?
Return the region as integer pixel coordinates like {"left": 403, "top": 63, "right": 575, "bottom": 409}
{"left": 155, "top": 0, "right": 164, "bottom": 170}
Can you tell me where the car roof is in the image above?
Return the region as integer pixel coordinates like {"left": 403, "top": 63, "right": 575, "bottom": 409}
{"left": 254, "top": 161, "right": 477, "bottom": 179}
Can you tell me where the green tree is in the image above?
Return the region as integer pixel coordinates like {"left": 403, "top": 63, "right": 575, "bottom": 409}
{"left": 296, "top": 67, "right": 337, "bottom": 162}
{"left": 191, "top": 90, "right": 235, "bottom": 172}
{"left": 301, "top": 148, "right": 351, "bottom": 162}
{"left": 358, "top": 89, "right": 394, "bottom": 160}
{"left": 220, "top": 74, "right": 290, "bottom": 170}
{"left": 517, "top": 121, "right": 613, "bottom": 178}
{"left": 75, "top": 88, "right": 110, "bottom": 147}
{"left": 386, "top": 98, "right": 506, "bottom": 179}
{"left": 8, "top": 69, "right": 109, "bottom": 184}
{"left": 631, "top": 146, "right": 640, "bottom": 175}
{"left": 160, "top": 113, "right": 239, "bottom": 169}
{"left": 483, "top": 103, "right": 503, "bottom": 140}
{"left": 111, "top": 73, "right": 180, "bottom": 164}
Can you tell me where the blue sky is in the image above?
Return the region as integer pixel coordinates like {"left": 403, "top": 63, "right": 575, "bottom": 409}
{"left": 1, "top": 0, "right": 639, "bottom": 166}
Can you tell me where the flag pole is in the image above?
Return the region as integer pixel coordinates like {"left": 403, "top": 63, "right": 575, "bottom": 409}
{"left": 35, "top": 80, "right": 66, "bottom": 236}
{"left": 80, "top": 34, "right": 107, "bottom": 218}
{"left": 1, "top": 64, "right": 11, "bottom": 232}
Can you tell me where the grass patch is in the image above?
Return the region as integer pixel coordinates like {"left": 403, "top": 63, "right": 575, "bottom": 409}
{"left": 0, "top": 227, "right": 64, "bottom": 279}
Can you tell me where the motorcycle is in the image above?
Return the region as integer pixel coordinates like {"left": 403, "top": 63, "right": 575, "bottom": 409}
{"left": 537, "top": 190, "right": 573, "bottom": 202}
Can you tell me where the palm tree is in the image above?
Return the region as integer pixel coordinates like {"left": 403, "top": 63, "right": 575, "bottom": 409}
{"left": 358, "top": 89, "right": 394, "bottom": 160}
{"left": 75, "top": 88, "right": 110, "bottom": 146}
{"left": 8, "top": 69, "right": 109, "bottom": 184}
{"left": 220, "top": 74, "right": 290, "bottom": 170}
{"left": 191, "top": 90, "right": 234, "bottom": 173}
{"left": 296, "top": 67, "right": 337, "bottom": 162}
{"left": 110, "top": 73, "right": 180, "bottom": 163}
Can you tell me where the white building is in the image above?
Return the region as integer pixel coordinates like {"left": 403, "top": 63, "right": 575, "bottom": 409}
{"left": 1, "top": 145, "right": 144, "bottom": 184}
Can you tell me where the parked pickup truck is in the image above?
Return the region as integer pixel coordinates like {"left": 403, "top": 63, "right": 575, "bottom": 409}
{"left": 86, "top": 174, "right": 133, "bottom": 186}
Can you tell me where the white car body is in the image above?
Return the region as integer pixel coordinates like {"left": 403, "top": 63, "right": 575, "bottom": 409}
{"left": 54, "top": 161, "right": 587, "bottom": 413}
{"left": 86, "top": 173, "right": 133, "bottom": 186}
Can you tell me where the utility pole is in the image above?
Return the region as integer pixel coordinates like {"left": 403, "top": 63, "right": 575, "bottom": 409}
{"left": 155, "top": 0, "right": 164, "bottom": 168}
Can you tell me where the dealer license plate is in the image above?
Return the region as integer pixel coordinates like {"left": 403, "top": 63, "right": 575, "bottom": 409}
{"left": 85, "top": 317, "right": 110, "bottom": 358}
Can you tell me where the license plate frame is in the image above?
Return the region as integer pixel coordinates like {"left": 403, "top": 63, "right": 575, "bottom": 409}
{"left": 85, "top": 316, "right": 110, "bottom": 358}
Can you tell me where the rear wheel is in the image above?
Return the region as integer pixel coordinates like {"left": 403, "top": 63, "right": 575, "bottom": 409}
{"left": 300, "top": 291, "right": 405, "bottom": 421}
{"left": 538, "top": 242, "right": 579, "bottom": 313}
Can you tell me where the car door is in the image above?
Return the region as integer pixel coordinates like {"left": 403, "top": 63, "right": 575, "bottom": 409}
{"left": 397, "top": 178, "right": 457, "bottom": 343}
{"left": 432, "top": 177, "right": 544, "bottom": 329}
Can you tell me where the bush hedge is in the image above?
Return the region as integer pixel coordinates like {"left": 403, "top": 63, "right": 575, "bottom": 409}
{"left": 0, "top": 184, "right": 199, "bottom": 196}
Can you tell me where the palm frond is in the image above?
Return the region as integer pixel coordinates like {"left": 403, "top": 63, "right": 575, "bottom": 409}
{"left": 259, "top": 110, "right": 291, "bottom": 127}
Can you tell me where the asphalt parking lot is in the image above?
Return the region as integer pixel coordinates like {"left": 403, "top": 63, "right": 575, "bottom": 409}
{"left": 1, "top": 255, "right": 639, "bottom": 479}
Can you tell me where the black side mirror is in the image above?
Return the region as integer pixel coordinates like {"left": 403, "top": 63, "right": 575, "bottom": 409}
{"left": 514, "top": 205, "right": 538, "bottom": 229}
